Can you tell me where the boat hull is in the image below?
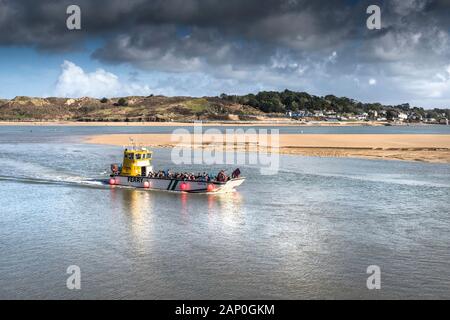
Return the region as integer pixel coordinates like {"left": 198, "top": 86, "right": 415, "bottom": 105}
{"left": 108, "top": 176, "right": 245, "bottom": 193}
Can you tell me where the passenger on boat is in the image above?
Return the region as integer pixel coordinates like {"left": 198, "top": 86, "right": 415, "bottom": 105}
{"left": 147, "top": 170, "right": 228, "bottom": 182}
{"left": 111, "top": 164, "right": 119, "bottom": 175}
{"left": 216, "top": 170, "right": 228, "bottom": 182}
{"left": 232, "top": 168, "right": 241, "bottom": 179}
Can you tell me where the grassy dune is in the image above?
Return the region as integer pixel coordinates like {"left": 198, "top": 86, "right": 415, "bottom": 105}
{"left": 0, "top": 96, "right": 263, "bottom": 122}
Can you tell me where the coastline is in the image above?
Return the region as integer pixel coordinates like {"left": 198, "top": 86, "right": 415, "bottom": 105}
{"left": 85, "top": 133, "right": 450, "bottom": 164}
{"left": 0, "top": 120, "right": 391, "bottom": 127}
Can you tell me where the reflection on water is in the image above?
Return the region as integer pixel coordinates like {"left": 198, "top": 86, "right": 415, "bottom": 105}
{"left": 109, "top": 186, "right": 245, "bottom": 257}
{"left": 118, "top": 189, "right": 154, "bottom": 254}
{"left": 208, "top": 193, "right": 244, "bottom": 231}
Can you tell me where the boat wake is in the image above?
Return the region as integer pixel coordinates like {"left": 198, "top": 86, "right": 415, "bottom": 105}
{"left": 0, "top": 174, "right": 108, "bottom": 189}
{"left": 0, "top": 156, "right": 112, "bottom": 189}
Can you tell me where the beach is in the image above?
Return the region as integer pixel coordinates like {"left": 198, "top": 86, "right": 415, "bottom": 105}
{"left": 85, "top": 133, "right": 450, "bottom": 163}
{"left": 0, "top": 120, "right": 387, "bottom": 127}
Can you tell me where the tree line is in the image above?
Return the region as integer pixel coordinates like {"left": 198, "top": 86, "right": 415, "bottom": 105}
{"left": 219, "top": 90, "right": 450, "bottom": 119}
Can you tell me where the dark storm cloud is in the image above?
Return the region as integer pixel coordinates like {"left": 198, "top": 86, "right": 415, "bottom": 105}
{"left": 86, "top": 0, "right": 371, "bottom": 72}
{"left": 0, "top": 0, "right": 449, "bottom": 106}
{"left": 0, "top": 0, "right": 365, "bottom": 55}
{"left": 1, "top": 0, "right": 448, "bottom": 62}
{"left": 0, "top": 0, "right": 82, "bottom": 50}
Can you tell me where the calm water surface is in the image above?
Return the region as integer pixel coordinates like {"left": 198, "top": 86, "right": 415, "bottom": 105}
{"left": 0, "top": 126, "right": 449, "bottom": 299}
{"left": 1, "top": 124, "right": 450, "bottom": 144}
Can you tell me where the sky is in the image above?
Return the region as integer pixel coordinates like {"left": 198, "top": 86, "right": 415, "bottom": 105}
{"left": 0, "top": 0, "right": 449, "bottom": 108}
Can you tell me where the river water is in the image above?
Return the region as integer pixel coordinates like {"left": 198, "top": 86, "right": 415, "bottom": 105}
{"left": 0, "top": 125, "right": 449, "bottom": 299}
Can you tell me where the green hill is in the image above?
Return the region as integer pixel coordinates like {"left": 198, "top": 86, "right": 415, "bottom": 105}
{"left": 0, "top": 95, "right": 263, "bottom": 122}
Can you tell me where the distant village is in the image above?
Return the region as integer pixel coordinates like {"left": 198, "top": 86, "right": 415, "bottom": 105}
{"left": 220, "top": 91, "right": 450, "bottom": 125}
{"left": 285, "top": 109, "right": 450, "bottom": 125}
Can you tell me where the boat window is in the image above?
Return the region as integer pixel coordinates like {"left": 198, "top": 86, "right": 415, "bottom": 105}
{"left": 127, "top": 153, "right": 134, "bottom": 160}
{"left": 136, "top": 154, "right": 142, "bottom": 160}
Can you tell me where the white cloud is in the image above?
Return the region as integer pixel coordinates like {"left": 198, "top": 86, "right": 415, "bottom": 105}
{"left": 51, "top": 59, "right": 450, "bottom": 109}
{"left": 402, "top": 67, "right": 450, "bottom": 99}
{"left": 327, "top": 51, "right": 337, "bottom": 63}
{"left": 54, "top": 60, "right": 151, "bottom": 98}
{"left": 391, "top": 0, "right": 427, "bottom": 15}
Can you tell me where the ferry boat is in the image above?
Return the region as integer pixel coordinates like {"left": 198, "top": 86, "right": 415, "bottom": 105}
{"left": 107, "top": 147, "right": 245, "bottom": 193}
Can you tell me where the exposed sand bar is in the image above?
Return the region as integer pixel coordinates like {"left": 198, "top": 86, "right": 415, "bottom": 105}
{"left": 85, "top": 134, "right": 450, "bottom": 163}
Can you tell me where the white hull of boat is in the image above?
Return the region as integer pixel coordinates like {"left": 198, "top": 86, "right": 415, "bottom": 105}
{"left": 108, "top": 176, "right": 245, "bottom": 193}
